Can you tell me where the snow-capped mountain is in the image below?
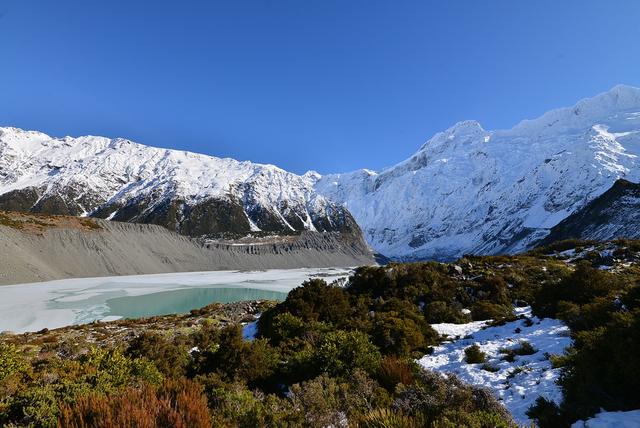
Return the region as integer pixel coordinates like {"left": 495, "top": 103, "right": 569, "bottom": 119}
{"left": 0, "top": 128, "right": 360, "bottom": 239}
{"left": 314, "top": 85, "right": 640, "bottom": 260}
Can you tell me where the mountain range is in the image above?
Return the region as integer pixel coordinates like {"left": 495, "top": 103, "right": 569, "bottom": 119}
{"left": 2, "top": 85, "right": 640, "bottom": 260}
{"left": 0, "top": 127, "right": 358, "bottom": 239}
{"left": 315, "top": 85, "right": 640, "bottom": 259}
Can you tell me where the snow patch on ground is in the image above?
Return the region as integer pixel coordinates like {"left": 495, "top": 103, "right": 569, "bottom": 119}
{"left": 242, "top": 320, "right": 259, "bottom": 341}
{"left": 418, "top": 307, "right": 572, "bottom": 425}
{"left": 571, "top": 410, "right": 640, "bottom": 428}
{"left": 430, "top": 320, "right": 488, "bottom": 339}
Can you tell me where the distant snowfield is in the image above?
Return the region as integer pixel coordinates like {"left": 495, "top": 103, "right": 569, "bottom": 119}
{"left": 418, "top": 307, "right": 572, "bottom": 425}
{"left": 0, "top": 268, "right": 351, "bottom": 333}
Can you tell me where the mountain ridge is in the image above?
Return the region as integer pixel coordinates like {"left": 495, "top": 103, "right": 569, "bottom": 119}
{"left": 315, "top": 85, "right": 640, "bottom": 260}
{"left": 0, "top": 126, "right": 363, "bottom": 243}
{"left": 540, "top": 178, "right": 640, "bottom": 245}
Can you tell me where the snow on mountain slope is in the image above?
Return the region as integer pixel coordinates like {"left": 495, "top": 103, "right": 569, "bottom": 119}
{"left": 0, "top": 127, "right": 360, "bottom": 239}
{"left": 315, "top": 85, "right": 640, "bottom": 260}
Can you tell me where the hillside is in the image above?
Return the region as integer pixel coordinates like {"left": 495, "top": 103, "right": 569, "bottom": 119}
{"left": 315, "top": 85, "right": 640, "bottom": 260}
{"left": 1, "top": 239, "right": 639, "bottom": 427}
{"left": 0, "top": 211, "right": 375, "bottom": 285}
{"left": 541, "top": 178, "right": 640, "bottom": 245}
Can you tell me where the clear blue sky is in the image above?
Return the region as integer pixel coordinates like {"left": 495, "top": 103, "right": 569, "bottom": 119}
{"left": 1, "top": 1, "right": 639, "bottom": 174}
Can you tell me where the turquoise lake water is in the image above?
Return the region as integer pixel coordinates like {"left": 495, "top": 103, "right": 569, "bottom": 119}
{"left": 105, "top": 287, "right": 288, "bottom": 319}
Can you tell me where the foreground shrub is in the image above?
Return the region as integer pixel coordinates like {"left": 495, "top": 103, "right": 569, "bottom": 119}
{"left": 559, "top": 309, "right": 640, "bottom": 421}
{"left": 258, "top": 279, "right": 354, "bottom": 339}
{"left": 392, "top": 368, "right": 513, "bottom": 425}
{"left": 470, "top": 301, "right": 512, "bottom": 321}
{"left": 377, "top": 357, "right": 415, "bottom": 391}
{"left": 57, "top": 378, "right": 211, "bottom": 428}
{"left": 190, "top": 324, "right": 280, "bottom": 388}
{"left": 79, "top": 348, "right": 163, "bottom": 392}
{"left": 126, "top": 332, "right": 190, "bottom": 378}
{"left": 314, "top": 330, "right": 382, "bottom": 378}
{"left": 289, "top": 374, "right": 346, "bottom": 428}
{"left": 371, "top": 311, "right": 437, "bottom": 357}
{"left": 359, "top": 408, "right": 422, "bottom": 428}
{"left": 464, "top": 345, "right": 486, "bottom": 364}
{"left": 0, "top": 343, "right": 28, "bottom": 383}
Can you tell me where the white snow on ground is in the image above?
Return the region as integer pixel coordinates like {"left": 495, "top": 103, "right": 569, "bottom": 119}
{"left": 418, "top": 307, "right": 572, "bottom": 425}
{"left": 430, "top": 320, "right": 488, "bottom": 339}
{"left": 572, "top": 410, "right": 640, "bottom": 428}
{"left": 242, "top": 320, "right": 259, "bottom": 341}
{"left": 0, "top": 267, "right": 351, "bottom": 333}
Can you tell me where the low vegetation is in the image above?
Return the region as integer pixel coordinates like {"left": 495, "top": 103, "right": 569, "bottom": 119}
{"left": 527, "top": 260, "right": 640, "bottom": 426}
{"left": 464, "top": 344, "right": 486, "bottom": 364}
{"left": 1, "top": 238, "right": 639, "bottom": 426}
{"left": 0, "top": 210, "right": 102, "bottom": 232}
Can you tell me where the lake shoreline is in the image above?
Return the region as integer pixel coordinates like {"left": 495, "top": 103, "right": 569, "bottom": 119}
{"left": 0, "top": 267, "right": 352, "bottom": 333}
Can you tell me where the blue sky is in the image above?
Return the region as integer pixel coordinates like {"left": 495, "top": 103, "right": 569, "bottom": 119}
{"left": 1, "top": 1, "right": 639, "bottom": 174}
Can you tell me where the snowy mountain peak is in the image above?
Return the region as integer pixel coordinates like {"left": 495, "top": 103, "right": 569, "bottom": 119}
{"left": 315, "top": 85, "right": 640, "bottom": 260}
{"left": 0, "top": 127, "right": 363, "bottom": 240}
{"left": 508, "top": 85, "right": 640, "bottom": 136}
{"left": 418, "top": 120, "right": 488, "bottom": 153}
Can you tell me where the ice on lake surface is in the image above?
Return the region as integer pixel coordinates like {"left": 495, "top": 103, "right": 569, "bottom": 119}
{"left": 0, "top": 268, "right": 351, "bottom": 333}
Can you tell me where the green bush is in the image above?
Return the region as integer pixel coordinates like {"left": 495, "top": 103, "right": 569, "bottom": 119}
{"left": 423, "top": 301, "right": 470, "bottom": 324}
{"left": 314, "top": 330, "right": 382, "bottom": 378}
{"left": 532, "top": 261, "right": 621, "bottom": 319}
{"left": 258, "top": 279, "right": 355, "bottom": 339}
{"left": 0, "top": 343, "right": 27, "bottom": 383}
{"left": 392, "top": 368, "right": 513, "bottom": 425}
{"left": 470, "top": 301, "right": 512, "bottom": 321}
{"left": 126, "top": 331, "right": 189, "bottom": 378}
{"left": 481, "top": 363, "right": 499, "bottom": 373}
{"left": 526, "top": 397, "right": 566, "bottom": 428}
{"left": 559, "top": 309, "right": 640, "bottom": 421}
{"left": 464, "top": 345, "right": 486, "bottom": 364}
{"left": 514, "top": 341, "right": 537, "bottom": 356}
{"left": 372, "top": 311, "right": 437, "bottom": 356}
{"left": 79, "top": 348, "right": 163, "bottom": 392}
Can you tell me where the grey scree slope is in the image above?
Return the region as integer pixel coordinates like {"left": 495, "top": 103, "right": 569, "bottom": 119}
{"left": 0, "top": 219, "right": 376, "bottom": 285}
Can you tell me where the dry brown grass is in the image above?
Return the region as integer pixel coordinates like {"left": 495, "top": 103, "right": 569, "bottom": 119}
{"left": 0, "top": 210, "right": 102, "bottom": 233}
{"left": 57, "top": 378, "right": 212, "bottom": 428}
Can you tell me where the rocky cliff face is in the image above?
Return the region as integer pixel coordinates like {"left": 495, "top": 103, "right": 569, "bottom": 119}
{"left": 315, "top": 85, "right": 640, "bottom": 260}
{"left": 540, "top": 179, "right": 640, "bottom": 244}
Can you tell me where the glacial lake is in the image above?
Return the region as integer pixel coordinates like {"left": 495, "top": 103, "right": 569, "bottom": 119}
{"left": 0, "top": 268, "right": 351, "bottom": 333}
{"left": 105, "top": 287, "right": 288, "bottom": 319}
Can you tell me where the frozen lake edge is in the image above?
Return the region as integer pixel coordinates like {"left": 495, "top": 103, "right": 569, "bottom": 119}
{"left": 0, "top": 267, "right": 352, "bottom": 333}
